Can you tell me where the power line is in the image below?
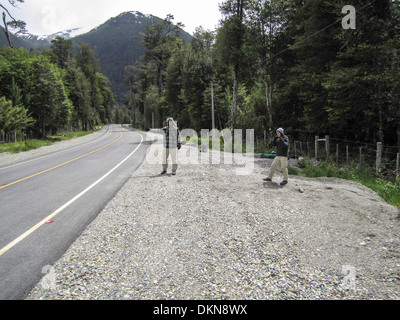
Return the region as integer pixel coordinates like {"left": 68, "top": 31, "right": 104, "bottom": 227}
{"left": 239, "top": 0, "right": 378, "bottom": 75}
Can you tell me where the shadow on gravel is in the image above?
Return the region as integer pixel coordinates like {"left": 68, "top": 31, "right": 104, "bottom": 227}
{"left": 263, "top": 181, "right": 285, "bottom": 189}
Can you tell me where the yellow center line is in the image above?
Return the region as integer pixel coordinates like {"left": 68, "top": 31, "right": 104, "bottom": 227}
{"left": 0, "top": 132, "right": 123, "bottom": 190}
{"left": 0, "top": 132, "right": 144, "bottom": 257}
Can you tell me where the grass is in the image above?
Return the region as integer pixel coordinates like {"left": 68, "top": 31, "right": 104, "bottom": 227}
{"left": 0, "top": 130, "right": 97, "bottom": 154}
{"left": 47, "top": 131, "right": 95, "bottom": 142}
{"left": 185, "top": 136, "right": 260, "bottom": 154}
{"left": 293, "top": 160, "right": 400, "bottom": 210}
{"left": 0, "top": 139, "right": 52, "bottom": 154}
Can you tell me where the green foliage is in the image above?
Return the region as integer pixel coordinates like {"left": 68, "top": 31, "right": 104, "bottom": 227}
{"left": 0, "top": 96, "right": 35, "bottom": 133}
{"left": 126, "top": 0, "right": 399, "bottom": 149}
{"left": 0, "top": 129, "right": 97, "bottom": 154}
{"left": 376, "top": 177, "right": 400, "bottom": 209}
{"left": 0, "top": 139, "right": 52, "bottom": 154}
{"left": 0, "top": 40, "right": 115, "bottom": 137}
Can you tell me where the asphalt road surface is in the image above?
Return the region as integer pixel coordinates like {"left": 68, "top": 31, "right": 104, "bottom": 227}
{"left": 0, "top": 125, "right": 150, "bottom": 300}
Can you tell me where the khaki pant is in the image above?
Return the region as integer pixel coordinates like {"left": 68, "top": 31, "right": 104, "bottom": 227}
{"left": 163, "top": 148, "right": 178, "bottom": 172}
{"left": 268, "top": 156, "right": 289, "bottom": 181}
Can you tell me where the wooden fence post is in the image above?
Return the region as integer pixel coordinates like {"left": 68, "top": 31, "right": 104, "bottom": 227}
{"left": 336, "top": 144, "right": 339, "bottom": 166}
{"left": 315, "top": 136, "right": 319, "bottom": 160}
{"left": 376, "top": 142, "right": 383, "bottom": 174}
{"left": 397, "top": 153, "right": 400, "bottom": 176}
{"left": 359, "top": 147, "right": 362, "bottom": 167}
{"left": 325, "top": 135, "right": 330, "bottom": 160}
{"left": 264, "top": 130, "right": 267, "bottom": 147}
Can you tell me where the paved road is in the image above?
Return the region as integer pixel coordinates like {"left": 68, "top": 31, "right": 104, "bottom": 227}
{"left": 0, "top": 125, "right": 150, "bottom": 299}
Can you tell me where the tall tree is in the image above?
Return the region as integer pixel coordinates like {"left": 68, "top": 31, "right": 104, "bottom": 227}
{"left": 141, "top": 14, "right": 184, "bottom": 98}
{"left": 246, "top": 0, "right": 290, "bottom": 141}
{"left": 76, "top": 43, "right": 102, "bottom": 129}
{"left": 29, "top": 56, "right": 71, "bottom": 137}
{"left": 50, "top": 37, "right": 73, "bottom": 70}
{"left": 324, "top": 0, "right": 398, "bottom": 144}
{"left": 217, "top": 0, "right": 250, "bottom": 138}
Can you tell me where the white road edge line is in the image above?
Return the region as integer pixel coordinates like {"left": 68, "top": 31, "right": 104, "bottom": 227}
{"left": 0, "top": 132, "right": 144, "bottom": 257}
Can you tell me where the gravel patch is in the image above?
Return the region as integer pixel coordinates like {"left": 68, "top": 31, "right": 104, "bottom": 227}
{"left": 26, "top": 132, "right": 400, "bottom": 300}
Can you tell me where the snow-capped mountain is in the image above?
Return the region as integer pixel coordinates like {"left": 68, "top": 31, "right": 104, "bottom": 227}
{"left": 1, "top": 11, "right": 191, "bottom": 103}
{"left": 14, "top": 25, "right": 94, "bottom": 47}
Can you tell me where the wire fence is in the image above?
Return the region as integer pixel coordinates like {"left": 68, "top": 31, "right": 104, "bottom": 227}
{"left": 3, "top": 129, "right": 400, "bottom": 176}
{"left": 0, "top": 131, "right": 34, "bottom": 144}
{"left": 290, "top": 135, "right": 400, "bottom": 176}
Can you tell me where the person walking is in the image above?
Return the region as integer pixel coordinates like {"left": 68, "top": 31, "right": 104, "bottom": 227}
{"left": 161, "top": 118, "right": 182, "bottom": 175}
{"left": 264, "top": 128, "right": 290, "bottom": 186}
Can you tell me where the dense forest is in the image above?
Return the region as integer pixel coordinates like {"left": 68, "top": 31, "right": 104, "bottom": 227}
{"left": 1, "top": 0, "right": 399, "bottom": 149}
{"left": 0, "top": 38, "right": 115, "bottom": 137}
{"left": 125, "top": 0, "right": 400, "bottom": 147}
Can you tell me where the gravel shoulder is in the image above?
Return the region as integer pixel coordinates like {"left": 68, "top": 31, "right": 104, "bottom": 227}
{"left": 25, "top": 131, "right": 400, "bottom": 300}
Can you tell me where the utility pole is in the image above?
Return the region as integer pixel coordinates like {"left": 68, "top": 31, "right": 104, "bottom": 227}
{"left": 211, "top": 81, "right": 215, "bottom": 130}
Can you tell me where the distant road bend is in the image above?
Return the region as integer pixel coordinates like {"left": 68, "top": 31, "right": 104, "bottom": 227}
{"left": 0, "top": 124, "right": 149, "bottom": 300}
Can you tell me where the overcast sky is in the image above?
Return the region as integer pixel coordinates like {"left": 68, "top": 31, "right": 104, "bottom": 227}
{"left": 7, "top": 0, "right": 223, "bottom": 35}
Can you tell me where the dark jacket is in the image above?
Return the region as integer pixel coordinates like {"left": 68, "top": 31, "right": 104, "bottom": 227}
{"left": 273, "top": 135, "right": 290, "bottom": 157}
{"left": 162, "top": 127, "right": 182, "bottom": 149}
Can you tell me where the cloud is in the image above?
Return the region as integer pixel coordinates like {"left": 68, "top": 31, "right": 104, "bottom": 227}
{"left": 6, "top": 0, "right": 222, "bottom": 35}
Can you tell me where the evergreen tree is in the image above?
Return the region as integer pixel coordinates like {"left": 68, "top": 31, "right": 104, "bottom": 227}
{"left": 0, "top": 96, "right": 34, "bottom": 134}
{"left": 29, "top": 55, "right": 71, "bottom": 137}
{"left": 217, "top": 0, "right": 251, "bottom": 137}
{"left": 325, "top": 0, "right": 398, "bottom": 144}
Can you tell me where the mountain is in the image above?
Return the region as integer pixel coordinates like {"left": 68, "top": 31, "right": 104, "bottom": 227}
{"left": 73, "top": 11, "right": 192, "bottom": 104}
{"left": 17, "top": 27, "right": 93, "bottom": 48}
{"left": 0, "top": 26, "right": 35, "bottom": 49}
{"left": 1, "top": 11, "right": 192, "bottom": 104}
{"left": 1, "top": 26, "right": 91, "bottom": 49}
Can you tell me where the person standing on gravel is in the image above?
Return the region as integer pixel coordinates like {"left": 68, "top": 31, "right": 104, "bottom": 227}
{"left": 264, "top": 128, "right": 290, "bottom": 186}
{"left": 161, "top": 118, "right": 182, "bottom": 176}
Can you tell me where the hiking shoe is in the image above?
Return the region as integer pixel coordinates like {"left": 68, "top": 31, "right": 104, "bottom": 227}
{"left": 161, "top": 170, "right": 167, "bottom": 175}
{"left": 280, "top": 180, "right": 288, "bottom": 186}
{"left": 172, "top": 171, "right": 177, "bottom": 176}
{"left": 263, "top": 178, "right": 272, "bottom": 182}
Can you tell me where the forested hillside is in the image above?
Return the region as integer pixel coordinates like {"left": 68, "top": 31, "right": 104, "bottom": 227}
{"left": 73, "top": 12, "right": 191, "bottom": 105}
{"left": 127, "top": 0, "right": 400, "bottom": 148}
{"left": 0, "top": 39, "right": 115, "bottom": 137}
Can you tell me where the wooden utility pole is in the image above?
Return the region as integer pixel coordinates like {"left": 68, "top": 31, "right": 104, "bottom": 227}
{"left": 211, "top": 81, "right": 215, "bottom": 130}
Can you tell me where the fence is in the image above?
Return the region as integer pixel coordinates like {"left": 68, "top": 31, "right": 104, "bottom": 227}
{"left": 290, "top": 135, "right": 400, "bottom": 176}
{"left": 0, "top": 131, "right": 33, "bottom": 144}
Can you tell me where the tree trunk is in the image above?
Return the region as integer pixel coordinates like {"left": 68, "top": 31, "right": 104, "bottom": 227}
{"left": 266, "top": 82, "right": 273, "bottom": 143}
{"left": 231, "top": 67, "right": 239, "bottom": 141}
{"left": 2, "top": 12, "right": 13, "bottom": 48}
{"left": 158, "top": 65, "right": 163, "bottom": 98}
{"left": 378, "top": 103, "right": 384, "bottom": 144}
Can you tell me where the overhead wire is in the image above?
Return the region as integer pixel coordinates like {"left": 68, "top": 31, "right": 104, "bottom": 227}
{"left": 238, "top": 0, "right": 378, "bottom": 75}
